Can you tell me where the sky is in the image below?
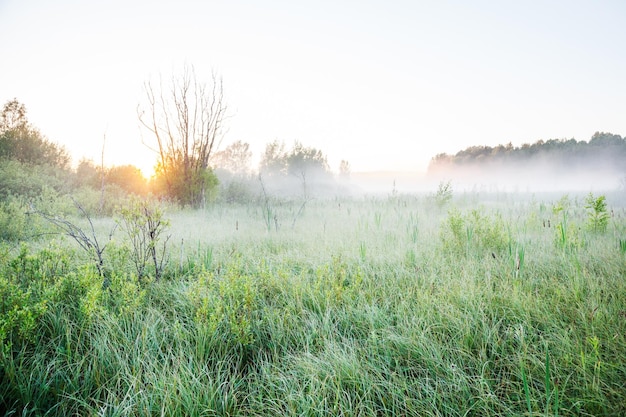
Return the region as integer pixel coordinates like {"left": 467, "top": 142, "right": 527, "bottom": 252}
{"left": 1, "top": 0, "right": 625, "bottom": 176}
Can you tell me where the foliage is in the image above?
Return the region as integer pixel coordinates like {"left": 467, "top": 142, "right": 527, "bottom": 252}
{"left": 71, "top": 184, "right": 131, "bottom": 217}
{"left": 212, "top": 140, "right": 253, "bottom": 175}
{"left": 434, "top": 179, "right": 453, "bottom": 208}
{"left": 258, "top": 140, "right": 334, "bottom": 200}
{"left": 0, "top": 196, "right": 33, "bottom": 241}
{"left": 212, "top": 141, "right": 257, "bottom": 204}
{"left": 190, "top": 258, "right": 259, "bottom": 348}
{"left": 2, "top": 195, "right": 626, "bottom": 416}
{"left": 74, "top": 159, "right": 148, "bottom": 197}
{"left": 584, "top": 193, "right": 609, "bottom": 233}
{"left": 73, "top": 158, "right": 101, "bottom": 189}
{"left": 103, "top": 272, "right": 146, "bottom": 317}
{"left": 0, "top": 99, "right": 151, "bottom": 209}
{"left": 259, "top": 140, "right": 288, "bottom": 176}
{"left": 0, "top": 275, "right": 48, "bottom": 349}
{"left": 216, "top": 174, "right": 256, "bottom": 204}
{"left": 116, "top": 197, "right": 170, "bottom": 281}
{"left": 0, "top": 99, "right": 69, "bottom": 168}
{"left": 0, "top": 245, "right": 72, "bottom": 349}
{"left": 285, "top": 141, "right": 330, "bottom": 178}
{"left": 106, "top": 165, "right": 148, "bottom": 195}
{"left": 0, "top": 190, "right": 73, "bottom": 242}
{"left": 552, "top": 195, "right": 583, "bottom": 250}
{"left": 152, "top": 158, "right": 218, "bottom": 207}
{"left": 259, "top": 140, "right": 330, "bottom": 179}
{"left": 428, "top": 131, "right": 626, "bottom": 174}
{"left": 441, "top": 208, "right": 508, "bottom": 256}
{"left": 0, "top": 160, "right": 71, "bottom": 200}
{"left": 138, "top": 66, "right": 226, "bottom": 207}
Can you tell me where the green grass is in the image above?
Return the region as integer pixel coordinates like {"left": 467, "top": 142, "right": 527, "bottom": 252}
{"left": 1, "top": 193, "right": 625, "bottom": 416}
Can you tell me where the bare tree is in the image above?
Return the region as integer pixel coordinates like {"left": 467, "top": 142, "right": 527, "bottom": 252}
{"left": 31, "top": 198, "right": 116, "bottom": 285}
{"left": 138, "top": 65, "right": 227, "bottom": 207}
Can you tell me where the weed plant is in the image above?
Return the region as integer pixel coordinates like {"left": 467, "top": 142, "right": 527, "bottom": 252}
{"left": 1, "top": 193, "right": 625, "bottom": 416}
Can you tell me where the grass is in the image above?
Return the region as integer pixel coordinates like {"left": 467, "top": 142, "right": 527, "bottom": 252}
{"left": 1, "top": 192, "right": 625, "bottom": 416}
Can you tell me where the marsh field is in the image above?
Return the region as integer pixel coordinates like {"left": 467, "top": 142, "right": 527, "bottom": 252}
{"left": 1, "top": 190, "right": 626, "bottom": 416}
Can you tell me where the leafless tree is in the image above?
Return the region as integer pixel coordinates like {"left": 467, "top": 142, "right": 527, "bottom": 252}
{"left": 31, "top": 198, "right": 116, "bottom": 284}
{"left": 138, "top": 65, "right": 227, "bottom": 206}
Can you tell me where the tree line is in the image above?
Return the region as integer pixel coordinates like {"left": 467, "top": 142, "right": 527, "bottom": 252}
{"left": 0, "top": 99, "right": 148, "bottom": 203}
{"left": 0, "top": 91, "right": 348, "bottom": 213}
{"left": 428, "top": 132, "right": 626, "bottom": 174}
{"left": 136, "top": 66, "right": 349, "bottom": 206}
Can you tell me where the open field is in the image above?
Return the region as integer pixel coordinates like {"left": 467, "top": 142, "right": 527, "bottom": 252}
{"left": 1, "top": 191, "right": 625, "bottom": 416}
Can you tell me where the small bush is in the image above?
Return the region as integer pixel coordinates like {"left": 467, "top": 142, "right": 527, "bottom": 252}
{"left": 434, "top": 180, "right": 453, "bottom": 208}
{"left": 585, "top": 193, "right": 609, "bottom": 233}
{"left": 0, "top": 245, "right": 72, "bottom": 348}
{"left": 441, "top": 208, "right": 508, "bottom": 257}
{"left": 552, "top": 195, "right": 584, "bottom": 250}
{"left": 116, "top": 197, "right": 170, "bottom": 281}
{"left": 0, "top": 196, "right": 29, "bottom": 241}
{"left": 0, "top": 275, "right": 48, "bottom": 348}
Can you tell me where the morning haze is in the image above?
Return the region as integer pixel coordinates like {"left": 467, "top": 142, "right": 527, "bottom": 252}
{"left": 1, "top": 1, "right": 626, "bottom": 416}
{"left": 1, "top": 1, "right": 625, "bottom": 174}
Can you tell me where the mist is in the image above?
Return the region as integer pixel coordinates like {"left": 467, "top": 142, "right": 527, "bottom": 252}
{"left": 427, "top": 158, "right": 624, "bottom": 193}
{"left": 215, "top": 161, "right": 625, "bottom": 204}
{"left": 340, "top": 161, "right": 623, "bottom": 199}
{"left": 419, "top": 134, "right": 626, "bottom": 197}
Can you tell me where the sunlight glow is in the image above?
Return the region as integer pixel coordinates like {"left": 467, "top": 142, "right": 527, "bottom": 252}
{"left": 1, "top": 0, "right": 625, "bottom": 174}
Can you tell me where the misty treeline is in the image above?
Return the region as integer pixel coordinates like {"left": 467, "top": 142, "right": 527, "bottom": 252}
{"left": 216, "top": 139, "right": 351, "bottom": 202}
{"left": 0, "top": 97, "right": 350, "bottom": 230}
{"left": 136, "top": 66, "right": 350, "bottom": 206}
{"left": 0, "top": 99, "right": 149, "bottom": 212}
{"left": 428, "top": 132, "right": 626, "bottom": 181}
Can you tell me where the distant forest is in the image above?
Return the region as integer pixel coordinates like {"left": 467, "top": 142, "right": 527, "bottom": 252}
{"left": 428, "top": 132, "right": 626, "bottom": 175}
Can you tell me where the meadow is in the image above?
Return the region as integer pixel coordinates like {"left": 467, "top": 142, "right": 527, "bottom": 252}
{"left": 1, "top": 190, "right": 625, "bottom": 416}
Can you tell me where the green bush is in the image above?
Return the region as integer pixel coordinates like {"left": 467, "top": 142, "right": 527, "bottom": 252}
{"left": 0, "top": 245, "right": 72, "bottom": 348}
{"left": 585, "top": 193, "right": 609, "bottom": 233}
{"left": 0, "top": 275, "right": 48, "bottom": 348}
{"left": 104, "top": 272, "right": 146, "bottom": 317}
{"left": 116, "top": 197, "right": 170, "bottom": 281}
{"left": 0, "top": 160, "right": 70, "bottom": 200}
{"left": 434, "top": 180, "right": 453, "bottom": 208}
{"left": 190, "top": 259, "right": 258, "bottom": 348}
{"left": 0, "top": 196, "right": 29, "bottom": 241}
{"left": 219, "top": 179, "right": 256, "bottom": 204}
{"left": 552, "top": 195, "right": 584, "bottom": 250}
{"left": 441, "top": 208, "right": 508, "bottom": 257}
{"left": 71, "top": 184, "right": 131, "bottom": 217}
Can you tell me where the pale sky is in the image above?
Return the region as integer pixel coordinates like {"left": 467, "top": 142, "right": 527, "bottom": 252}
{"left": 1, "top": 0, "right": 625, "bottom": 175}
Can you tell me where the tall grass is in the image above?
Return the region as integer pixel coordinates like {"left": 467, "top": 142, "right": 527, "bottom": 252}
{"left": 1, "top": 193, "right": 625, "bottom": 416}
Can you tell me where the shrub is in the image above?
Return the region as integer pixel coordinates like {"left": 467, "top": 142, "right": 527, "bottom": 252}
{"left": 434, "top": 180, "right": 453, "bottom": 208}
{"left": 0, "top": 160, "right": 72, "bottom": 201}
{"left": 0, "top": 275, "right": 48, "bottom": 348}
{"left": 441, "top": 208, "right": 508, "bottom": 257}
{"left": 0, "top": 196, "right": 29, "bottom": 241}
{"left": 552, "top": 195, "right": 584, "bottom": 250}
{"left": 116, "top": 197, "right": 170, "bottom": 281}
{"left": 0, "top": 245, "right": 71, "bottom": 348}
{"left": 584, "top": 193, "right": 609, "bottom": 233}
{"left": 189, "top": 257, "right": 259, "bottom": 349}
